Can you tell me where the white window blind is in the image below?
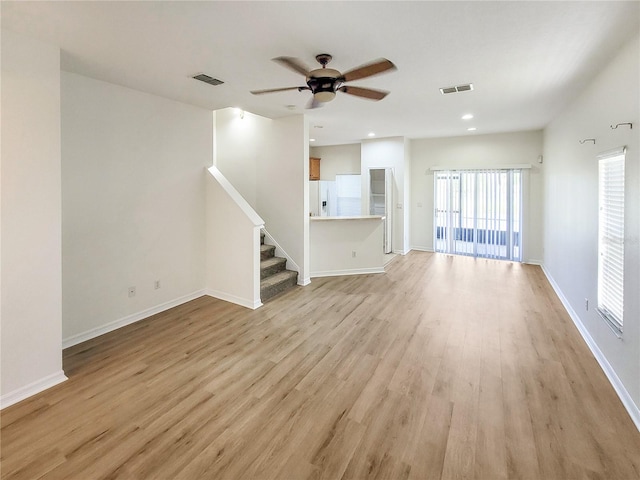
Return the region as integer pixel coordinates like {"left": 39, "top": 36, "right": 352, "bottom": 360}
{"left": 597, "top": 147, "right": 626, "bottom": 333}
{"left": 336, "top": 174, "right": 361, "bottom": 217}
{"left": 433, "top": 169, "right": 522, "bottom": 261}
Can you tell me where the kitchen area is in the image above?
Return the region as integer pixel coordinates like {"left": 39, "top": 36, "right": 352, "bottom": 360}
{"left": 309, "top": 155, "right": 391, "bottom": 277}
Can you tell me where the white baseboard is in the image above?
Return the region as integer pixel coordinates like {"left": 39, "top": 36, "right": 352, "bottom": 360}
{"left": 62, "top": 290, "right": 206, "bottom": 348}
{"left": 206, "top": 289, "right": 262, "bottom": 310}
{"left": 298, "top": 277, "right": 311, "bottom": 286}
{"left": 0, "top": 370, "right": 68, "bottom": 410}
{"left": 525, "top": 258, "right": 543, "bottom": 266}
{"left": 541, "top": 265, "right": 640, "bottom": 432}
{"left": 311, "top": 267, "right": 385, "bottom": 278}
{"left": 410, "top": 246, "right": 434, "bottom": 252}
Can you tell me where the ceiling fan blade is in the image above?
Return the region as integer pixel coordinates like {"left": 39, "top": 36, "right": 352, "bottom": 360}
{"left": 339, "top": 86, "right": 389, "bottom": 101}
{"left": 272, "top": 56, "right": 311, "bottom": 76}
{"left": 250, "top": 86, "right": 307, "bottom": 95}
{"left": 340, "top": 58, "right": 396, "bottom": 82}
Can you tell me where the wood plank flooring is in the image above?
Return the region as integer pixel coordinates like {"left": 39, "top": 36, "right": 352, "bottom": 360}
{"left": 2, "top": 251, "right": 640, "bottom": 479}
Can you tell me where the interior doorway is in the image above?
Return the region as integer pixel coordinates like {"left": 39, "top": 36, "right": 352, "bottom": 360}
{"left": 369, "top": 168, "right": 393, "bottom": 254}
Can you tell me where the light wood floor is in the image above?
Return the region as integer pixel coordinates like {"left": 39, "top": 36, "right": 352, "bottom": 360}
{"left": 2, "top": 251, "right": 639, "bottom": 479}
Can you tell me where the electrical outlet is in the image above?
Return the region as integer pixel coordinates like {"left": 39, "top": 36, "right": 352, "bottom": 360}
{"left": 352, "top": 251, "right": 357, "bottom": 258}
{"left": 128, "top": 286, "right": 136, "bottom": 297}
{"left": 154, "top": 280, "right": 161, "bottom": 290}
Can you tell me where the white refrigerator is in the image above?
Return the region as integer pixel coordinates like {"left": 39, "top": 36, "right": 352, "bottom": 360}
{"left": 309, "top": 180, "right": 337, "bottom": 217}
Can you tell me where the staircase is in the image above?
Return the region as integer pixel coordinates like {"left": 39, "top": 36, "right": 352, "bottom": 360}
{"left": 260, "top": 232, "right": 298, "bottom": 302}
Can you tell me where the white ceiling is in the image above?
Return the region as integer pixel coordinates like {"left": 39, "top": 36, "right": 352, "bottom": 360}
{"left": 2, "top": 1, "right": 639, "bottom": 146}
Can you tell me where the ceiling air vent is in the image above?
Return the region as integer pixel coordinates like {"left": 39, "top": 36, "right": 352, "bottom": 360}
{"left": 192, "top": 74, "right": 224, "bottom": 86}
{"left": 440, "top": 83, "right": 474, "bottom": 94}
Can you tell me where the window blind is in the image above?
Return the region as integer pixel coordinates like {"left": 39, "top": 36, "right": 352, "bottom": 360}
{"left": 433, "top": 168, "right": 522, "bottom": 261}
{"left": 597, "top": 147, "right": 626, "bottom": 333}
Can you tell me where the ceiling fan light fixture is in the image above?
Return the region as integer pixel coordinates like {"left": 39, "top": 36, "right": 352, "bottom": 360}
{"left": 314, "top": 91, "right": 336, "bottom": 103}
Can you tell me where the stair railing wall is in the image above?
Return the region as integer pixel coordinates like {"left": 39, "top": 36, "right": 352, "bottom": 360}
{"left": 205, "top": 166, "right": 264, "bottom": 309}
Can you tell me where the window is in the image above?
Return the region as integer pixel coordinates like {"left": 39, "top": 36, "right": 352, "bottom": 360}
{"left": 434, "top": 168, "right": 522, "bottom": 261}
{"left": 598, "top": 147, "right": 626, "bottom": 333}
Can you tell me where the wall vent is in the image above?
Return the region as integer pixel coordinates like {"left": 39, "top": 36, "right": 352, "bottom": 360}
{"left": 192, "top": 74, "right": 224, "bottom": 86}
{"left": 440, "top": 83, "right": 474, "bottom": 94}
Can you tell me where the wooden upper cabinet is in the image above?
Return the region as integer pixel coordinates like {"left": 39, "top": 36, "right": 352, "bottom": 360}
{"left": 309, "top": 157, "right": 321, "bottom": 180}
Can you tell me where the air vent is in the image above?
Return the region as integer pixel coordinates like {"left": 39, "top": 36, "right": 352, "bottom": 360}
{"left": 440, "top": 83, "right": 474, "bottom": 94}
{"left": 192, "top": 74, "right": 224, "bottom": 86}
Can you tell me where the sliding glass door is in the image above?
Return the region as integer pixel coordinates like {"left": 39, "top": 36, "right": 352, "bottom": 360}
{"left": 434, "top": 169, "right": 522, "bottom": 261}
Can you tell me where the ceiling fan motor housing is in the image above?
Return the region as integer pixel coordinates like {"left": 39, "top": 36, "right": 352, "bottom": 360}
{"left": 307, "top": 68, "right": 342, "bottom": 102}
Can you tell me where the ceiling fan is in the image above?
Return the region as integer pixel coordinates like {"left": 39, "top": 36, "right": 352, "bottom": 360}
{"left": 250, "top": 54, "right": 396, "bottom": 108}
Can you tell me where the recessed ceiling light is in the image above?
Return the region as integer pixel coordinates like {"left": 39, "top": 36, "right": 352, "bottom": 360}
{"left": 368, "top": 132, "right": 376, "bottom": 137}
{"left": 462, "top": 114, "right": 474, "bottom": 120}
{"left": 310, "top": 138, "right": 316, "bottom": 142}
{"left": 467, "top": 127, "right": 477, "bottom": 131}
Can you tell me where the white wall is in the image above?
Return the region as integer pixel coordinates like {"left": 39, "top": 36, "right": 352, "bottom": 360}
{"left": 404, "top": 138, "right": 412, "bottom": 253}
{"left": 61, "top": 72, "right": 211, "bottom": 345}
{"left": 1, "top": 30, "right": 66, "bottom": 406}
{"left": 542, "top": 33, "right": 639, "bottom": 427}
{"left": 259, "top": 115, "right": 310, "bottom": 284}
{"left": 310, "top": 143, "right": 361, "bottom": 180}
{"left": 310, "top": 218, "right": 384, "bottom": 277}
{"left": 214, "top": 108, "right": 270, "bottom": 206}
{"left": 361, "top": 137, "right": 410, "bottom": 254}
{"left": 409, "top": 130, "right": 544, "bottom": 262}
{"left": 215, "top": 109, "right": 310, "bottom": 284}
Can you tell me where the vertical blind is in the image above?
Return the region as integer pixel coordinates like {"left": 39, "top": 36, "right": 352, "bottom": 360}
{"left": 597, "top": 147, "right": 626, "bottom": 333}
{"left": 434, "top": 169, "right": 522, "bottom": 261}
